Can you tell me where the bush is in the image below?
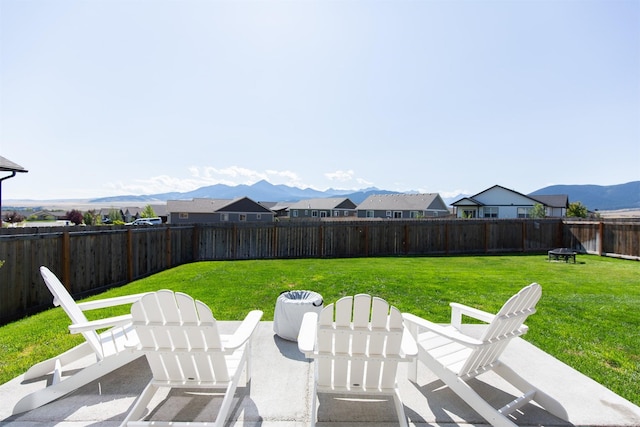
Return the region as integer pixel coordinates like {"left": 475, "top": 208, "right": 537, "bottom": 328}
{"left": 530, "top": 203, "right": 546, "bottom": 218}
{"left": 3, "top": 211, "right": 25, "bottom": 224}
{"left": 567, "top": 201, "right": 588, "bottom": 218}
{"left": 66, "top": 209, "right": 84, "bottom": 225}
{"left": 141, "top": 205, "right": 156, "bottom": 218}
{"left": 83, "top": 210, "right": 98, "bottom": 226}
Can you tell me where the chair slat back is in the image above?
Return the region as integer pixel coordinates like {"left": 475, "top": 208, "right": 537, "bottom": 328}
{"left": 40, "top": 266, "right": 103, "bottom": 357}
{"left": 316, "top": 294, "right": 404, "bottom": 392}
{"left": 131, "top": 290, "right": 229, "bottom": 383}
{"left": 459, "top": 283, "right": 542, "bottom": 376}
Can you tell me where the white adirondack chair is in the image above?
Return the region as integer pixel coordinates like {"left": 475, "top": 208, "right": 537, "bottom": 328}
{"left": 403, "top": 283, "right": 568, "bottom": 427}
{"left": 297, "top": 294, "right": 417, "bottom": 427}
{"left": 13, "top": 266, "right": 149, "bottom": 414}
{"left": 120, "top": 290, "right": 263, "bottom": 427}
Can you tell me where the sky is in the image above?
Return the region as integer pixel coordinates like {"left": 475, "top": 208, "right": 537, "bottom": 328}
{"left": 1, "top": 0, "right": 638, "bottom": 201}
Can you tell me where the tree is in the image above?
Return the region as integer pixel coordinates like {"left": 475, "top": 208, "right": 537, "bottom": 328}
{"left": 567, "top": 201, "right": 588, "bottom": 218}
{"left": 83, "top": 210, "right": 98, "bottom": 226}
{"left": 3, "top": 211, "right": 25, "bottom": 224}
{"left": 66, "top": 209, "right": 84, "bottom": 225}
{"left": 108, "top": 209, "right": 124, "bottom": 224}
{"left": 530, "top": 203, "right": 546, "bottom": 219}
{"left": 141, "top": 205, "right": 156, "bottom": 218}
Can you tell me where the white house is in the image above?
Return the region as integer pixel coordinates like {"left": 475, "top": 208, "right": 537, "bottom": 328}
{"left": 451, "top": 185, "right": 569, "bottom": 219}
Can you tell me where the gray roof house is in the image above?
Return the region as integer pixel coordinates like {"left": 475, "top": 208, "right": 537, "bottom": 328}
{"left": 356, "top": 193, "right": 451, "bottom": 219}
{"left": 260, "top": 202, "right": 290, "bottom": 218}
{"left": 529, "top": 194, "right": 569, "bottom": 217}
{"left": 167, "top": 197, "right": 274, "bottom": 224}
{"left": 99, "top": 208, "right": 125, "bottom": 223}
{"left": 451, "top": 185, "right": 569, "bottom": 218}
{"left": 121, "top": 205, "right": 168, "bottom": 223}
{"left": 285, "top": 198, "right": 357, "bottom": 219}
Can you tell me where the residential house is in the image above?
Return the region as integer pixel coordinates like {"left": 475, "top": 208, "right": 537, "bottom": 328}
{"left": 122, "top": 205, "right": 168, "bottom": 223}
{"left": 99, "top": 208, "right": 125, "bottom": 224}
{"left": 259, "top": 202, "right": 292, "bottom": 219}
{"left": 451, "top": 185, "right": 569, "bottom": 218}
{"left": 153, "top": 204, "right": 168, "bottom": 223}
{"left": 167, "top": 197, "right": 275, "bottom": 224}
{"left": 122, "top": 207, "right": 142, "bottom": 223}
{"left": 29, "top": 210, "right": 67, "bottom": 221}
{"left": 285, "top": 198, "right": 357, "bottom": 220}
{"left": 356, "top": 193, "right": 451, "bottom": 219}
{"left": 529, "top": 194, "right": 568, "bottom": 217}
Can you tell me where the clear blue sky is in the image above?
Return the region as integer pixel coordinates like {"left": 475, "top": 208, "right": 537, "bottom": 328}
{"left": 1, "top": 0, "right": 638, "bottom": 200}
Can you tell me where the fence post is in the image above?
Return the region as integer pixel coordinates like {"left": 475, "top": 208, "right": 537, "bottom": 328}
{"left": 445, "top": 222, "right": 449, "bottom": 255}
{"left": 318, "top": 224, "right": 324, "bottom": 257}
{"left": 272, "top": 223, "right": 278, "bottom": 257}
{"left": 165, "top": 227, "right": 172, "bottom": 268}
{"left": 232, "top": 224, "right": 237, "bottom": 259}
{"left": 364, "top": 224, "right": 369, "bottom": 256}
{"left": 598, "top": 221, "right": 604, "bottom": 256}
{"left": 62, "top": 230, "right": 71, "bottom": 292}
{"left": 484, "top": 222, "right": 489, "bottom": 253}
{"left": 522, "top": 221, "right": 526, "bottom": 252}
{"left": 192, "top": 224, "right": 200, "bottom": 261}
{"left": 404, "top": 224, "right": 409, "bottom": 255}
{"left": 127, "top": 228, "right": 133, "bottom": 283}
{"left": 558, "top": 221, "right": 564, "bottom": 248}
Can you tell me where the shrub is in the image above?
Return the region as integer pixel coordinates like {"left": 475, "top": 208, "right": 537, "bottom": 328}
{"left": 3, "top": 211, "right": 25, "bottom": 224}
{"left": 567, "top": 201, "right": 588, "bottom": 218}
{"left": 141, "top": 205, "right": 156, "bottom": 218}
{"left": 65, "top": 209, "right": 84, "bottom": 225}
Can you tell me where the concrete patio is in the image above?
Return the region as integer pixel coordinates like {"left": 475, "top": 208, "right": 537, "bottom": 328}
{"left": 1, "top": 321, "right": 639, "bottom": 427}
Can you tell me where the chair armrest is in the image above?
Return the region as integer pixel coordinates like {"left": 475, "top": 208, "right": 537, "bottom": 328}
{"left": 124, "top": 335, "right": 140, "bottom": 351}
{"left": 449, "top": 302, "right": 495, "bottom": 329}
{"left": 76, "top": 292, "right": 152, "bottom": 311}
{"left": 297, "top": 312, "right": 318, "bottom": 357}
{"left": 402, "top": 312, "right": 483, "bottom": 347}
{"left": 400, "top": 328, "right": 418, "bottom": 358}
{"left": 224, "top": 310, "right": 263, "bottom": 350}
{"left": 68, "top": 314, "right": 132, "bottom": 334}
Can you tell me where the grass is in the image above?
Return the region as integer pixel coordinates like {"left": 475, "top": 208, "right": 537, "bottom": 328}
{"left": 0, "top": 254, "right": 638, "bottom": 406}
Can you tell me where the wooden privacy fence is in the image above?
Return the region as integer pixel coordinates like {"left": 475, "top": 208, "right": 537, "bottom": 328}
{"left": 563, "top": 220, "right": 640, "bottom": 260}
{"left": 1, "top": 218, "right": 637, "bottom": 324}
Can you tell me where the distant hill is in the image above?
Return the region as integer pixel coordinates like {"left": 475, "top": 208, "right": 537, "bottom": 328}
{"left": 90, "top": 180, "right": 640, "bottom": 211}
{"left": 91, "top": 179, "right": 402, "bottom": 205}
{"left": 529, "top": 181, "right": 640, "bottom": 211}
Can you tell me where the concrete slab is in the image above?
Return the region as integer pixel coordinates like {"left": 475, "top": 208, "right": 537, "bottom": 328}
{"left": 1, "top": 321, "right": 639, "bottom": 426}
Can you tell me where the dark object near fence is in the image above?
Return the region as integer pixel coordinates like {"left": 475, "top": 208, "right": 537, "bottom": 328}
{"left": 548, "top": 248, "right": 577, "bottom": 263}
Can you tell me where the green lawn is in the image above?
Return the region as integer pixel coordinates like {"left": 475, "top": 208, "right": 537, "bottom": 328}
{"left": 1, "top": 254, "right": 638, "bottom": 406}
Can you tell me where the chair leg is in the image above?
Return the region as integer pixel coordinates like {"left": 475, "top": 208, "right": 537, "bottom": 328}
{"left": 14, "top": 351, "right": 141, "bottom": 415}
{"left": 442, "top": 373, "right": 519, "bottom": 427}
{"left": 23, "top": 342, "right": 94, "bottom": 380}
{"left": 393, "top": 389, "right": 409, "bottom": 427}
{"left": 120, "top": 381, "right": 159, "bottom": 427}
{"left": 310, "top": 391, "right": 317, "bottom": 427}
{"left": 214, "top": 356, "right": 246, "bottom": 427}
{"left": 493, "top": 363, "right": 568, "bottom": 422}
{"left": 244, "top": 340, "right": 251, "bottom": 386}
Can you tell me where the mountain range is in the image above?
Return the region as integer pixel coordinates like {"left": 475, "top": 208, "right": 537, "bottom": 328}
{"left": 90, "top": 180, "right": 640, "bottom": 211}
{"left": 529, "top": 181, "right": 639, "bottom": 211}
